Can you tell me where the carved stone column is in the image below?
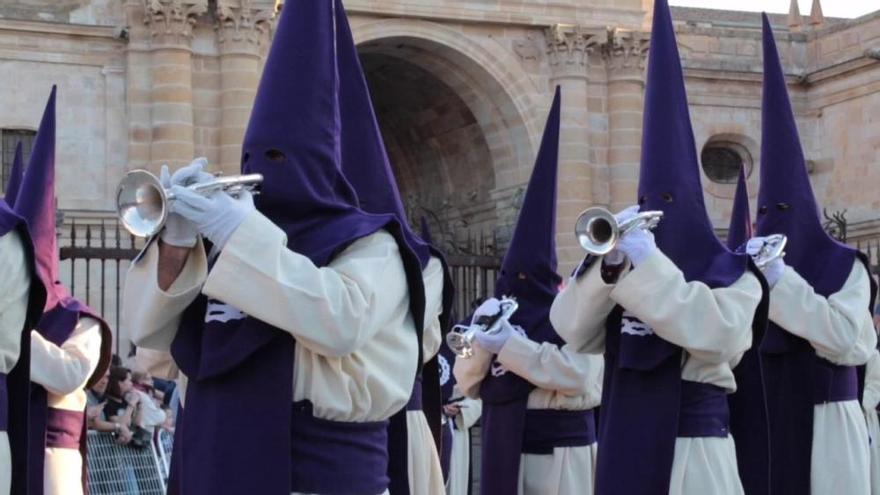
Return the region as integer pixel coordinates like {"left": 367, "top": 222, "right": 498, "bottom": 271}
{"left": 143, "top": 0, "right": 207, "bottom": 171}
{"left": 215, "top": 0, "right": 275, "bottom": 174}
{"left": 605, "top": 29, "right": 649, "bottom": 211}
{"left": 545, "top": 24, "right": 605, "bottom": 268}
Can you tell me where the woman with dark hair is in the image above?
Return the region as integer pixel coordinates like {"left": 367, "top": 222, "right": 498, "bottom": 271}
{"left": 103, "top": 367, "right": 142, "bottom": 445}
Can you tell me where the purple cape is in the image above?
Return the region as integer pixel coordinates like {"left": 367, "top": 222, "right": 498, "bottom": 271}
{"left": 756, "top": 14, "right": 876, "bottom": 494}
{"left": 0, "top": 200, "right": 47, "bottom": 495}
{"left": 479, "top": 87, "right": 565, "bottom": 495}
{"left": 168, "top": 2, "right": 427, "bottom": 493}
{"left": 595, "top": 2, "right": 752, "bottom": 493}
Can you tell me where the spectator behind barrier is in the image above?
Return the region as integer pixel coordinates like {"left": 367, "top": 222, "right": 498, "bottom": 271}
{"left": 131, "top": 369, "right": 167, "bottom": 436}
{"left": 86, "top": 367, "right": 131, "bottom": 441}
{"left": 104, "top": 367, "right": 146, "bottom": 447}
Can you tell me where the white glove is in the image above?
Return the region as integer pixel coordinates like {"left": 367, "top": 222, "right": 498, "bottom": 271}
{"left": 606, "top": 205, "right": 640, "bottom": 265}
{"left": 159, "top": 158, "right": 214, "bottom": 248}
{"left": 169, "top": 186, "right": 256, "bottom": 251}
{"left": 746, "top": 237, "right": 786, "bottom": 288}
{"left": 761, "top": 258, "right": 785, "bottom": 288}
{"left": 473, "top": 319, "right": 515, "bottom": 354}
{"left": 612, "top": 205, "right": 656, "bottom": 266}
{"left": 471, "top": 298, "right": 502, "bottom": 325}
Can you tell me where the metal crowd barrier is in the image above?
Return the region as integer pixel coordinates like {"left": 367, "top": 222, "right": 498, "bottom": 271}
{"left": 86, "top": 431, "right": 166, "bottom": 495}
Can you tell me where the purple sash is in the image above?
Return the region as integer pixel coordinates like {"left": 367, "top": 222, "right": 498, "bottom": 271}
{"left": 290, "top": 401, "right": 389, "bottom": 494}
{"left": 406, "top": 375, "right": 423, "bottom": 411}
{"left": 522, "top": 408, "right": 597, "bottom": 454}
{"left": 812, "top": 359, "right": 858, "bottom": 404}
{"left": 45, "top": 408, "right": 84, "bottom": 449}
{"left": 677, "top": 381, "right": 729, "bottom": 438}
{"left": 0, "top": 373, "right": 7, "bottom": 431}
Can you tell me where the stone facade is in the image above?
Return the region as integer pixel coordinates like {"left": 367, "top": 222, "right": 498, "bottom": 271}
{"left": 0, "top": 1, "right": 878, "bottom": 350}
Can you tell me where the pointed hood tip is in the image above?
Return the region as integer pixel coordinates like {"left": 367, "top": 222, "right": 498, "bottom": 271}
{"left": 3, "top": 142, "right": 24, "bottom": 207}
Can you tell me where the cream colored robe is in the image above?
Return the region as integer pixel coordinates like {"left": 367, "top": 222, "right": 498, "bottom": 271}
{"left": 863, "top": 350, "right": 880, "bottom": 495}
{"left": 407, "top": 257, "right": 446, "bottom": 495}
{"left": 768, "top": 263, "right": 876, "bottom": 495}
{"left": 0, "top": 230, "right": 31, "bottom": 495}
{"left": 30, "top": 317, "right": 103, "bottom": 495}
{"left": 124, "top": 211, "right": 423, "bottom": 495}
{"left": 550, "top": 250, "right": 762, "bottom": 495}
{"left": 454, "top": 315, "right": 604, "bottom": 495}
{"left": 445, "top": 394, "right": 481, "bottom": 495}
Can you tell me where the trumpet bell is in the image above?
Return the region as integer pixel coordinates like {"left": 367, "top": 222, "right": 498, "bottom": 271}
{"left": 116, "top": 170, "right": 169, "bottom": 238}
{"left": 446, "top": 330, "right": 475, "bottom": 359}
{"left": 575, "top": 207, "right": 619, "bottom": 256}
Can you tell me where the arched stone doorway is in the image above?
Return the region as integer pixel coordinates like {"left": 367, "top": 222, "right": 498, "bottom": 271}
{"left": 353, "top": 20, "right": 539, "bottom": 255}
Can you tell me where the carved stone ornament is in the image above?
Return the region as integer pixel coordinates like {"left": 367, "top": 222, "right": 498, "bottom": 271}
{"left": 605, "top": 28, "right": 650, "bottom": 72}
{"left": 545, "top": 24, "right": 605, "bottom": 66}
{"left": 216, "top": 0, "right": 278, "bottom": 49}
{"left": 144, "top": 0, "right": 208, "bottom": 44}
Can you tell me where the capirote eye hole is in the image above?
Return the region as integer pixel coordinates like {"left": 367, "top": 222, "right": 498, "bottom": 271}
{"left": 638, "top": 195, "right": 647, "bottom": 205}
{"left": 242, "top": 152, "right": 250, "bottom": 164}
{"left": 265, "top": 149, "right": 286, "bottom": 162}
{"left": 758, "top": 206, "right": 769, "bottom": 215}
{"left": 776, "top": 202, "right": 790, "bottom": 211}
{"left": 661, "top": 192, "right": 674, "bottom": 203}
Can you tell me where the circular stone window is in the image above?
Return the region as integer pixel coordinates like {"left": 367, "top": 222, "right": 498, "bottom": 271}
{"left": 700, "top": 140, "right": 753, "bottom": 184}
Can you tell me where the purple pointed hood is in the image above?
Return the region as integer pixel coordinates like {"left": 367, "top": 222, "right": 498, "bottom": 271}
{"left": 638, "top": 0, "right": 747, "bottom": 287}
{"left": 335, "top": 2, "right": 431, "bottom": 269}
{"left": 15, "top": 87, "right": 64, "bottom": 308}
{"left": 494, "top": 86, "right": 563, "bottom": 318}
{"left": 755, "top": 14, "right": 856, "bottom": 296}
{"left": 727, "top": 166, "right": 752, "bottom": 251}
{"left": 4, "top": 142, "right": 24, "bottom": 207}
{"left": 240, "top": 0, "right": 412, "bottom": 268}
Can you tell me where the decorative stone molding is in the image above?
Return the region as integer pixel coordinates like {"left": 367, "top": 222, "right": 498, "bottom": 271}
{"left": 544, "top": 24, "right": 605, "bottom": 67}
{"left": 216, "top": 0, "right": 277, "bottom": 52}
{"left": 605, "top": 28, "right": 649, "bottom": 75}
{"left": 143, "top": 0, "right": 208, "bottom": 45}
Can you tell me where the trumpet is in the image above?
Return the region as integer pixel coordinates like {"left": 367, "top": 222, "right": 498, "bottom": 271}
{"left": 575, "top": 207, "right": 664, "bottom": 256}
{"left": 446, "top": 297, "right": 519, "bottom": 359}
{"left": 747, "top": 234, "right": 788, "bottom": 269}
{"left": 116, "top": 169, "right": 263, "bottom": 238}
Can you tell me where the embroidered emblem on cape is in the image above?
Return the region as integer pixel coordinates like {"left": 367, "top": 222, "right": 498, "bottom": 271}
{"left": 620, "top": 311, "right": 654, "bottom": 337}
{"left": 489, "top": 324, "right": 527, "bottom": 377}
{"left": 205, "top": 299, "right": 247, "bottom": 324}
{"left": 439, "top": 354, "right": 451, "bottom": 385}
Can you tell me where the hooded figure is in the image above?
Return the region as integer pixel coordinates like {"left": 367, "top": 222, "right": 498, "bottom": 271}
{"left": 725, "top": 167, "right": 773, "bottom": 495}
{"left": 453, "top": 87, "right": 604, "bottom": 495}
{"left": 755, "top": 14, "right": 877, "bottom": 495}
{"left": 1, "top": 153, "right": 47, "bottom": 495}
{"left": 550, "top": 1, "right": 767, "bottom": 494}
{"left": 14, "top": 87, "right": 113, "bottom": 495}
{"left": 124, "top": 1, "right": 429, "bottom": 493}
{"left": 335, "top": 7, "right": 454, "bottom": 494}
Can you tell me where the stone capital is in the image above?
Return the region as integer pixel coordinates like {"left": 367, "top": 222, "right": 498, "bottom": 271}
{"left": 216, "top": 0, "right": 277, "bottom": 54}
{"left": 544, "top": 24, "right": 606, "bottom": 69}
{"left": 604, "top": 28, "right": 650, "bottom": 79}
{"left": 144, "top": 0, "right": 208, "bottom": 46}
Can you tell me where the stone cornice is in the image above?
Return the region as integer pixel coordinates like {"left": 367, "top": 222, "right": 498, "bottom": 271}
{"left": 0, "top": 18, "right": 120, "bottom": 41}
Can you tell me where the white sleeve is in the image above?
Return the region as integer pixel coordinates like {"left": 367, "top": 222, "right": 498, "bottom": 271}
{"left": 0, "top": 230, "right": 30, "bottom": 373}
{"left": 549, "top": 259, "right": 621, "bottom": 354}
{"left": 496, "top": 333, "right": 601, "bottom": 396}
{"left": 123, "top": 238, "right": 208, "bottom": 351}
{"left": 422, "top": 257, "right": 444, "bottom": 362}
{"left": 30, "top": 316, "right": 103, "bottom": 396}
{"left": 203, "top": 211, "right": 411, "bottom": 358}
{"left": 769, "top": 261, "right": 876, "bottom": 366}
{"left": 863, "top": 351, "right": 880, "bottom": 411}
{"left": 456, "top": 397, "right": 482, "bottom": 430}
{"left": 610, "top": 250, "right": 761, "bottom": 364}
